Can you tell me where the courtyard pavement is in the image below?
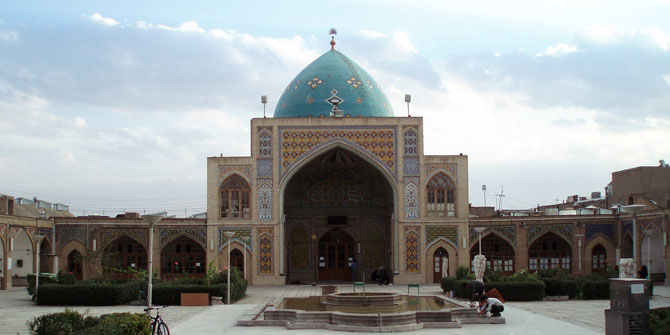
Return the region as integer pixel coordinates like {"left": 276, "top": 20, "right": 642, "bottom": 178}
{"left": 1, "top": 284, "right": 669, "bottom": 335}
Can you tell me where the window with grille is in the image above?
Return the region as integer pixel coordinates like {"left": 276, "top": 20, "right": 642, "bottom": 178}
{"left": 220, "top": 174, "right": 251, "bottom": 219}
{"left": 528, "top": 232, "right": 571, "bottom": 271}
{"left": 592, "top": 244, "right": 607, "bottom": 271}
{"left": 470, "top": 233, "right": 515, "bottom": 274}
{"left": 426, "top": 172, "right": 455, "bottom": 217}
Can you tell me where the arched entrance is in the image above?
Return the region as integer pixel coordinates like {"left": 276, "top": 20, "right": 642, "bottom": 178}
{"left": 528, "top": 232, "right": 572, "bottom": 271}
{"left": 13, "top": 229, "right": 34, "bottom": 279}
{"left": 283, "top": 147, "right": 394, "bottom": 283}
{"left": 160, "top": 236, "right": 206, "bottom": 281}
{"left": 591, "top": 244, "right": 607, "bottom": 272}
{"left": 67, "top": 250, "right": 83, "bottom": 280}
{"left": 641, "top": 228, "right": 664, "bottom": 278}
{"left": 432, "top": 247, "right": 449, "bottom": 283}
{"left": 39, "top": 239, "right": 51, "bottom": 274}
{"left": 231, "top": 249, "right": 244, "bottom": 274}
{"left": 102, "top": 236, "right": 147, "bottom": 280}
{"left": 470, "top": 233, "right": 515, "bottom": 274}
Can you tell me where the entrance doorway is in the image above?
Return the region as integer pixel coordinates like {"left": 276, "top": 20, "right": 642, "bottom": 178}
{"left": 231, "top": 249, "right": 244, "bottom": 274}
{"left": 433, "top": 247, "right": 448, "bottom": 283}
{"left": 67, "top": 250, "right": 83, "bottom": 280}
{"left": 318, "top": 229, "right": 355, "bottom": 281}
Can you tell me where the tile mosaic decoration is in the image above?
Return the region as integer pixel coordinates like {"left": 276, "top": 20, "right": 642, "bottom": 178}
{"left": 256, "top": 159, "right": 273, "bottom": 177}
{"left": 526, "top": 224, "right": 573, "bottom": 246}
{"left": 585, "top": 223, "right": 614, "bottom": 241}
{"left": 469, "top": 225, "right": 516, "bottom": 246}
{"left": 100, "top": 228, "right": 148, "bottom": 250}
{"left": 404, "top": 128, "right": 418, "bottom": 156}
{"left": 426, "top": 226, "right": 458, "bottom": 248}
{"left": 217, "top": 227, "right": 252, "bottom": 252}
{"left": 258, "top": 231, "right": 273, "bottom": 275}
{"left": 159, "top": 228, "right": 207, "bottom": 249}
{"left": 288, "top": 225, "right": 310, "bottom": 269}
{"left": 259, "top": 131, "right": 272, "bottom": 157}
{"left": 404, "top": 177, "right": 419, "bottom": 218}
{"left": 218, "top": 166, "right": 251, "bottom": 184}
{"left": 279, "top": 126, "right": 397, "bottom": 177}
{"left": 405, "top": 230, "right": 420, "bottom": 272}
{"left": 403, "top": 157, "right": 420, "bottom": 176}
{"left": 257, "top": 179, "right": 273, "bottom": 221}
{"left": 58, "top": 226, "right": 88, "bottom": 249}
{"left": 425, "top": 164, "right": 457, "bottom": 179}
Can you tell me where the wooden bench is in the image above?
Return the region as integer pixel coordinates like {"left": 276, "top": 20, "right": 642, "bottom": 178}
{"left": 180, "top": 293, "right": 210, "bottom": 306}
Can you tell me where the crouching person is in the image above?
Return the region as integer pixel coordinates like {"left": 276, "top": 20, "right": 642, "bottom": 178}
{"left": 477, "top": 295, "right": 504, "bottom": 317}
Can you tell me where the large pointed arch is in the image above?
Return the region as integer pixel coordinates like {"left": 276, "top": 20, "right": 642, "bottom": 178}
{"left": 528, "top": 232, "right": 572, "bottom": 271}
{"left": 470, "top": 232, "right": 515, "bottom": 274}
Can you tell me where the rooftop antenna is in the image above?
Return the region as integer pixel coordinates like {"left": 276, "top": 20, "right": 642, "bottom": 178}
{"left": 261, "top": 95, "right": 268, "bottom": 118}
{"left": 405, "top": 94, "right": 412, "bottom": 117}
{"left": 329, "top": 28, "right": 337, "bottom": 49}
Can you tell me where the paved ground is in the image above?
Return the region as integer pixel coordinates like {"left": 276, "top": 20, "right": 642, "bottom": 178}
{"left": 1, "top": 284, "right": 669, "bottom": 334}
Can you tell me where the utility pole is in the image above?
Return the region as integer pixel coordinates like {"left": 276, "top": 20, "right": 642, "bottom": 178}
{"left": 482, "top": 185, "right": 487, "bottom": 207}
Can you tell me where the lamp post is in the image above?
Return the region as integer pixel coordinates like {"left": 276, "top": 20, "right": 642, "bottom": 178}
{"left": 33, "top": 234, "right": 45, "bottom": 302}
{"left": 223, "top": 231, "right": 235, "bottom": 304}
{"left": 142, "top": 214, "right": 163, "bottom": 315}
{"left": 622, "top": 204, "right": 644, "bottom": 267}
{"left": 575, "top": 234, "right": 584, "bottom": 273}
{"left": 241, "top": 237, "right": 249, "bottom": 280}
{"left": 474, "top": 227, "right": 486, "bottom": 255}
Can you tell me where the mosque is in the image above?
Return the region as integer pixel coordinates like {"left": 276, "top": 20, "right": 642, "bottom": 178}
{"left": 0, "top": 37, "right": 668, "bottom": 289}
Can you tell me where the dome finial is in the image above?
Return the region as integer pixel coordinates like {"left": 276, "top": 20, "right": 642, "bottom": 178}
{"left": 329, "top": 28, "right": 337, "bottom": 50}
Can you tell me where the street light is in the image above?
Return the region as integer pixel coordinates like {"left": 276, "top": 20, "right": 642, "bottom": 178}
{"left": 32, "top": 234, "right": 45, "bottom": 302}
{"left": 241, "top": 237, "right": 249, "bottom": 280}
{"left": 473, "top": 227, "right": 486, "bottom": 255}
{"left": 142, "top": 214, "right": 163, "bottom": 315}
{"left": 223, "top": 231, "right": 235, "bottom": 304}
{"left": 622, "top": 204, "right": 644, "bottom": 267}
{"left": 575, "top": 234, "right": 585, "bottom": 273}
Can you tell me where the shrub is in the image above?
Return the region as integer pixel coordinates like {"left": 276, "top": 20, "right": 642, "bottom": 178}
{"left": 579, "top": 280, "right": 609, "bottom": 300}
{"left": 541, "top": 278, "right": 579, "bottom": 298}
{"left": 484, "top": 269, "right": 505, "bottom": 283}
{"left": 537, "top": 268, "right": 570, "bottom": 278}
{"left": 455, "top": 265, "right": 472, "bottom": 280}
{"left": 26, "top": 273, "right": 58, "bottom": 296}
{"left": 651, "top": 307, "right": 670, "bottom": 335}
{"left": 168, "top": 277, "right": 206, "bottom": 285}
{"left": 58, "top": 270, "right": 76, "bottom": 285}
{"left": 27, "top": 308, "right": 97, "bottom": 335}
{"left": 77, "top": 313, "right": 151, "bottom": 335}
{"left": 152, "top": 284, "right": 223, "bottom": 305}
{"left": 506, "top": 269, "right": 538, "bottom": 282}
{"left": 485, "top": 281, "right": 545, "bottom": 301}
{"left": 37, "top": 281, "right": 143, "bottom": 306}
{"left": 440, "top": 277, "right": 469, "bottom": 298}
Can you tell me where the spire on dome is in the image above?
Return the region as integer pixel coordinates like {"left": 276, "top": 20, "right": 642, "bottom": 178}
{"left": 329, "top": 28, "right": 337, "bottom": 50}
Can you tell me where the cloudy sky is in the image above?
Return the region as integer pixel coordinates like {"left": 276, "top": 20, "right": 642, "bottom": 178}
{"left": 1, "top": 1, "right": 669, "bottom": 216}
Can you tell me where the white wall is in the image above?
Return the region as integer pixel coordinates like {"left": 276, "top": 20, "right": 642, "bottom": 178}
{"left": 12, "top": 230, "right": 33, "bottom": 277}
{"left": 642, "top": 232, "right": 665, "bottom": 274}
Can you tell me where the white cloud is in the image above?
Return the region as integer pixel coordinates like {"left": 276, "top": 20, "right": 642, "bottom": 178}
{"left": 663, "top": 74, "right": 670, "bottom": 86}
{"left": 358, "top": 30, "right": 418, "bottom": 55}
{"left": 0, "top": 30, "right": 19, "bottom": 41}
{"left": 74, "top": 116, "right": 87, "bottom": 128}
{"left": 536, "top": 43, "right": 578, "bottom": 57}
{"left": 87, "top": 13, "right": 119, "bottom": 27}
{"left": 156, "top": 21, "right": 204, "bottom": 33}
{"left": 579, "top": 26, "right": 670, "bottom": 50}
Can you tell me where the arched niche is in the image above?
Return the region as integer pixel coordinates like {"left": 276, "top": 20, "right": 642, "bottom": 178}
{"left": 528, "top": 232, "right": 572, "bottom": 271}
{"left": 12, "top": 229, "right": 34, "bottom": 277}
{"left": 584, "top": 235, "right": 615, "bottom": 274}
{"left": 424, "top": 239, "right": 458, "bottom": 283}
{"left": 470, "top": 232, "right": 515, "bottom": 274}
{"left": 160, "top": 235, "right": 206, "bottom": 281}
{"left": 102, "top": 235, "right": 147, "bottom": 280}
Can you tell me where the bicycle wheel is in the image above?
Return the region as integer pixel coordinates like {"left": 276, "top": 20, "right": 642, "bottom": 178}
{"left": 156, "top": 321, "right": 170, "bottom": 335}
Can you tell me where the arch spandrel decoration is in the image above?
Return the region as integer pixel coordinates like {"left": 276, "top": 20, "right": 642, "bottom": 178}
{"left": 58, "top": 227, "right": 88, "bottom": 249}
{"left": 526, "top": 224, "right": 573, "bottom": 247}
{"left": 404, "top": 177, "right": 419, "bottom": 218}
{"left": 426, "top": 226, "right": 458, "bottom": 250}
{"left": 469, "top": 226, "right": 516, "bottom": 247}
{"left": 585, "top": 223, "right": 614, "bottom": 242}
{"left": 405, "top": 227, "right": 420, "bottom": 273}
{"left": 217, "top": 227, "right": 252, "bottom": 253}
{"left": 258, "top": 228, "right": 273, "bottom": 275}
{"left": 159, "top": 228, "right": 207, "bottom": 250}
{"left": 424, "top": 163, "right": 457, "bottom": 180}
{"left": 279, "top": 126, "right": 397, "bottom": 178}
{"left": 100, "top": 228, "right": 149, "bottom": 250}
{"left": 218, "top": 166, "right": 252, "bottom": 186}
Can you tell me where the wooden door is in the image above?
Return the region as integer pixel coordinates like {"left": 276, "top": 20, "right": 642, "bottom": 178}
{"left": 433, "top": 247, "right": 448, "bottom": 283}
{"left": 318, "top": 230, "right": 354, "bottom": 281}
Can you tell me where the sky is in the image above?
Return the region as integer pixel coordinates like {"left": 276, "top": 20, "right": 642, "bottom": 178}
{"left": 1, "top": 1, "right": 669, "bottom": 217}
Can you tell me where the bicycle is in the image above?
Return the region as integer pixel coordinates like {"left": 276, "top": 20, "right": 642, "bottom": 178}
{"left": 144, "top": 306, "right": 170, "bottom": 335}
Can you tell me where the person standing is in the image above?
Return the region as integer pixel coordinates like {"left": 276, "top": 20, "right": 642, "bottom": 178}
{"left": 350, "top": 258, "right": 358, "bottom": 282}
{"left": 463, "top": 280, "right": 485, "bottom": 303}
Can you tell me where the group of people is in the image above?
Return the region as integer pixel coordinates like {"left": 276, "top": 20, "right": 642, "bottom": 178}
{"left": 463, "top": 280, "right": 505, "bottom": 318}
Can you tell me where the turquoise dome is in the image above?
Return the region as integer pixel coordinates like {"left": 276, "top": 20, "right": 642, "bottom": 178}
{"left": 274, "top": 49, "right": 394, "bottom": 118}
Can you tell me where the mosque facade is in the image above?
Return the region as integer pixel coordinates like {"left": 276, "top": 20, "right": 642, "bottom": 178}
{"left": 1, "top": 40, "right": 668, "bottom": 289}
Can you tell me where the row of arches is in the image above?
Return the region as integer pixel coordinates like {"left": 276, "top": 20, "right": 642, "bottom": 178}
{"left": 0, "top": 229, "right": 52, "bottom": 281}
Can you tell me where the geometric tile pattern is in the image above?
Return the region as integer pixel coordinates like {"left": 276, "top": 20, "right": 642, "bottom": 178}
{"left": 469, "top": 225, "right": 516, "bottom": 247}
{"left": 259, "top": 233, "right": 273, "bottom": 275}
{"left": 405, "top": 230, "right": 420, "bottom": 272}
{"left": 403, "top": 157, "right": 420, "bottom": 176}
{"left": 257, "top": 159, "right": 273, "bottom": 177}
{"left": 57, "top": 226, "right": 88, "bottom": 249}
{"left": 217, "top": 227, "right": 252, "bottom": 252}
{"left": 404, "top": 128, "right": 418, "bottom": 156}
{"left": 159, "top": 228, "right": 207, "bottom": 249}
{"left": 425, "top": 163, "right": 456, "bottom": 179}
{"left": 259, "top": 131, "right": 272, "bottom": 157}
{"left": 526, "top": 224, "right": 573, "bottom": 247}
{"left": 404, "top": 177, "right": 419, "bottom": 218}
{"left": 218, "top": 165, "right": 251, "bottom": 185}
{"left": 257, "top": 179, "right": 273, "bottom": 221}
{"left": 100, "top": 228, "right": 149, "bottom": 250}
{"left": 288, "top": 225, "right": 310, "bottom": 269}
{"left": 585, "top": 223, "right": 614, "bottom": 242}
{"left": 279, "top": 127, "right": 396, "bottom": 175}
{"left": 426, "top": 226, "right": 458, "bottom": 248}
